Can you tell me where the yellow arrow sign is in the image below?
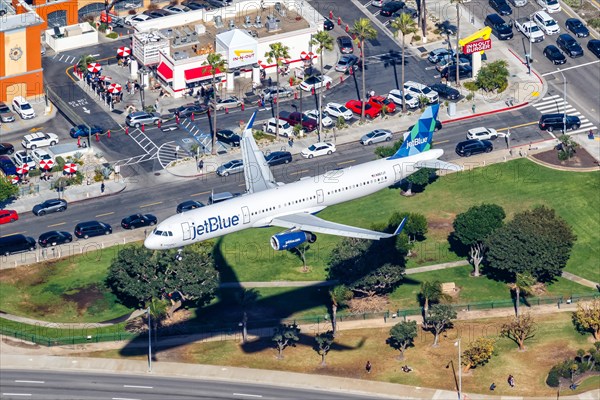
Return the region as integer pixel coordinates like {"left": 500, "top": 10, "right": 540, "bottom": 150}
{"left": 234, "top": 49, "right": 253, "bottom": 57}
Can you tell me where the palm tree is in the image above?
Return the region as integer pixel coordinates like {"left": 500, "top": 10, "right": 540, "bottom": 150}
{"left": 309, "top": 30, "right": 334, "bottom": 137}
{"left": 329, "top": 285, "right": 352, "bottom": 337}
{"left": 77, "top": 54, "right": 96, "bottom": 75}
{"left": 235, "top": 288, "right": 259, "bottom": 343}
{"left": 205, "top": 52, "right": 227, "bottom": 155}
{"left": 351, "top": 19, "right": 377, "bottom": 122}
{"left": 264, "top": 42, "right": 291, "bottom": 139}
{"left": 510, "top": 272, "right": 535, "bottom": 319}
{"left": 450, "top": 0, "right": 467, "bottom": 86}
{"left": 418, "top": 281, "right": 449, "bottom": 321}
{"left": 390, "top": 13, "right": 418, "bottom": 112}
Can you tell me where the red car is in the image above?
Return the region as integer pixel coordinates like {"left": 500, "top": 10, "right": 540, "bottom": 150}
{"left": 0, "top": 209, "right": 18, "bottom": 224}
{"left": 345, "top": 100, "right": 382, "bottom": 119}
{"left": 368, "top": 96, "right": 396, "bottom": 113}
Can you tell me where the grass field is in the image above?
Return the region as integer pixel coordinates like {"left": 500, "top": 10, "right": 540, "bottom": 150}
{"left": 79, "top": 312, "right": 599, "bottom": 398}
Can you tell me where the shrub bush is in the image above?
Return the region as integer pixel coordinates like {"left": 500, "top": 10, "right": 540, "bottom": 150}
{"left": 589, "top": 18, "right": 600, "bottom": 29}
{"left": 546, "top": 369, "right": 560, "bottom": 387}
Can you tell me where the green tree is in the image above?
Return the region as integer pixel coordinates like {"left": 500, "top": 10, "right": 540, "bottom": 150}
{"left": 386, "top": 321, "right": 418, "bottom": 360}
{"left": 314, "top": 330, "right": 335, "bottom": 366}
{"left": 329, "top": 285, "right": 353, "bottom": 336}
{"left": 272, "top": 323, "right": 300, "bottom": 359}
{"left": 0, "top": 175, "right": 19, "bottom": 202}
{"left": 485, "top": 206, "right": 576, "bottom": 282}
{"left": 388, "top": 212, "right": 428, "bottom": 245}
{"left": 375, "top": 139, "right": 402, "bottom": 158}
{"left": 418, "top": 281, "right": 450, "bottom": 317}
{"left": 462, "top": 337, "right": 496, "bottom": 372}
{"left": 427, "top": 304, "right": 457, "bottom": 346}
{"left": 475, "top": 60, "right": 510, "bottom": 92}
{"left": 450, "top": 0, "right": 468, "bottom": 85}
{"left": 557, "top": 134, "right": 579, "bottom": 160}
{"left": 510, "top": 272, "right": 536, "bottom": 319}
{"left": 310, "top": 30, "right": 334, "bottom": 136}
{"left": 77, "top": 54, "right": 96, "bottom": 74}
{"left": 501, "top": 313, "right": 537, "bottom": 350}
{"left": 264, "top": 42, "right": 291, "bottom": 139}
{"left": 351, "top": 19, "right": 377, "bottom": 121}
{"left": 205, "top": 52, "right": 227, "bottom": 155}
{"left": 236, "top": 288, "right": 259, "bottom": 344}
{"left": 403, "top": 168, "right": 435, "bottom": 196}
{"left": 572, "top": 298, "right": 600, "bottom": 340}
{"left": 452, "top": 204, "right": 506, "bottom": 277}
{"left": 390, "top": 13, "right": 417, "bottom": 112}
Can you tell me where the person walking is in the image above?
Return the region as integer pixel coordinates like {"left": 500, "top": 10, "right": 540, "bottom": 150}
{"left": 198, "top": 159, "right": 204, "bottom": 173}
{"left": 100, "top": 182, "right": 105, "bottom": 194}
{"left": 508, "top": 375, "right": 515, "bottom": 387}
{"left": 365, "top": 361, "right": 372, "bottom": 373}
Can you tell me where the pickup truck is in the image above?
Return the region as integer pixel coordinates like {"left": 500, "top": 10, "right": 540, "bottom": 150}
{"left": 513, "top": 18, "right": 545, "bottom": 42}
{"left": 278, "top": 111, "right": 318, "bottom": 132}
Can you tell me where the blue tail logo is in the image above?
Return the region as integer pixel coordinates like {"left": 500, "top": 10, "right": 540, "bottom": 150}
{"left": 389, "top": 104, "right": 439, "bottom": 159}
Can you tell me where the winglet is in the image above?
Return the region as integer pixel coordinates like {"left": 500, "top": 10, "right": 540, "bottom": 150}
{"left": 242, "top": 111, "right": 257, "bottom": 138}
{"left": 393, "top": 217, "right": 408, "bottom": 236}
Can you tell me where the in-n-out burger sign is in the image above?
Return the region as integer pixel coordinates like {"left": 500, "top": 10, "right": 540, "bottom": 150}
{"left": 462, "top": 39, "right": 492, "bottom": 55}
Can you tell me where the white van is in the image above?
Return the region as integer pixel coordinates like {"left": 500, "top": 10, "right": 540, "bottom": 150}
{"left": 533, "top": 11, "right": 560, "bottom": 35}
{"left": 537, "top": 0, "right": 561, "bottom": 13}
{"left": 264, "top": 118, "right": 294, "bottom": 137}
{"left": 208, "top": 192, "right": 235, "bottom": 205}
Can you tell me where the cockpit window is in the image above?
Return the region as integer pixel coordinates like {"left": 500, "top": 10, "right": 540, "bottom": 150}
{"left": 155, "top": 230, "right": 163, "bottom": 235}
{"left": 168, "top": 231, "right": 173, "bottom": 236}
{"left": 162, "top": 231, "right": 169, "bottom": 236}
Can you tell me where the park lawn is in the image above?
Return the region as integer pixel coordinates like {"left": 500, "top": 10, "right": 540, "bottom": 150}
{"left": 79, "top": 312, "right": 598, "bottom": 398}
{"left": 0, "top": 248, "right": 132, "bottom": 323}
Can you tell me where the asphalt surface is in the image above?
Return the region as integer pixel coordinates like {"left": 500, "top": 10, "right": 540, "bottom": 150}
{"left": 0, "top": 370, "right": 386, "bottom": 400}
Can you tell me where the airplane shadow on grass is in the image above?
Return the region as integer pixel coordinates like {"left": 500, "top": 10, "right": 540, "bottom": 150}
{"left": 120, "top": 233, "right": 415, "bottom": 358}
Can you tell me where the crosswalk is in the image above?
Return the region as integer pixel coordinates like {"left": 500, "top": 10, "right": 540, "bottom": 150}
{"left": 532, "top": 95, "right": 597, "bottom": 137}
{"left": 51, "top": 53, "right": 79, "bottom": 65}
{"left": 113, "top": 128, "right": 160, "bottom": 168}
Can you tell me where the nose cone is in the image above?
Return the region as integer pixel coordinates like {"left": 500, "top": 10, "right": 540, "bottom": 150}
{"left": 144, "top": 234, "right": 161, "bottom": 250}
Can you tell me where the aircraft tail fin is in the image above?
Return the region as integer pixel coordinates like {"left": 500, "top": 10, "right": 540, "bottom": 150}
{"left": 388, "top": 104, "right": 439, "bottom": 159}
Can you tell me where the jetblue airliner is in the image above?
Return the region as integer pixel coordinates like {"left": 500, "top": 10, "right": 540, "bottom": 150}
{"left": 144, "top": 105, "right": 459, "bottom": 251}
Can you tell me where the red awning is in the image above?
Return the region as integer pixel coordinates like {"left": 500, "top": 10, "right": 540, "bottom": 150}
{"left": 185, "top": 66, "right": 223, "bottom": 83}
{"left": 157, "top": 62, "right": 173, "bottom": 81}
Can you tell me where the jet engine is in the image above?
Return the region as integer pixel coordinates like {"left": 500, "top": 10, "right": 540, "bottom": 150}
{"left": 270, "top": 231, "right": 317, "bottom": 251}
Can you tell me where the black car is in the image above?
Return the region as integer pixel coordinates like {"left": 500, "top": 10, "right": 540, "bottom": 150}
{"left": 430, "top": 83, "right": 460, "bottom": 100}
{"left": 543, "top": 45, "right": 567, "bottom": 65}
{"left": 32, "top": 199, "right": 68, "bottom": 216}
{"left": 489, "top": 0, "right": 512, "bottom": 15}
{"left": 484, "top": 13, "right": 513, "bottom": 40}
{"left": 0, "top": 142, "right": 14, "bottom": 155}
{"left": 392, "top": 7, "right": 417, "bottom": 19}
{"left": 455, "top": 140, "right": 493, "bottom": 157}
{"left": 38, "top": 231, "right": 73, "bottom": 247}
{"left": 182, "top": 1, "right": 207, "bottom": 10}
{"left": 176, "top": 200, "right": 205, "bottom": 213}
{"left": 265, "top": 151, "right": 292, "bottom": 166}
{"left": 74, "top": 221, "right": 112, "bottom": 239}
{"left": 216, "top": 129, "right": 241, "bottom": 146}
{"left": 323, "top": 18, "right": 334, "bottom": 31}
{"left": 538, "top": 114, "right": 581, "bottom": 132}
{"left": 565, "top": 18, "right": 589, "bottom": 38}
{"left": 556, "top": 34, "right": 584, "bottom": 58}
{"left": 436, "top": 20, "right": 457, "bottom": 35}
{"left": 587, "top": 39, "right": 600, "bottom": 58}
{"left": 441, "top": 65, "right": 473, "bottom": 81}
{"left": 337, "top": 36, "right": 354, "bottom": 54}
{"left": 121, "top": 213, "right": 158, "bottom": 229}
{"left": 144, "top": 9, "right": 170, "bottom": 18}
{"left": 174, "top": 103, "right": 209, "bottom": 117}
{"left": 380, "top": 1, "right": 405, "bottom": 16}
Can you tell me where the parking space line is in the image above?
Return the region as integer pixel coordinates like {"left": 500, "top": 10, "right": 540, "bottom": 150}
{"left": 288, "top": 169, "right": 310, "bottom": 175}
{"left": 337, "top": 159, "right": 355, "bottom": 165}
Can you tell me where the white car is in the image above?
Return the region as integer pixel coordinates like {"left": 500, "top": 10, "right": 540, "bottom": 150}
{"left": 31, "top": 148, "right": 55, "bottom": 165}
{"left": 360, "top": 129, "right": 393, "bottom": 145}
{"left": 304, "top": 110, "right": 333, "bottom": 127}
{"left": 537, "top": 0, "right": 561, "bottom": 13}
{"left": 324, "top": 102, "right": 353, "bottom": 121}
{"left": 125, "top": 13, "right": 152, "bottom": 26}
{"left": 301, "top": 142, "right": 337, "bottom": 158}
{"left": 533, "top": 11, "right": 560, "bottom": 35}
{"left": 12, "top": 96, "right": 35, "bottom": 119}
{"left": 13, "top": 150, "right": 37, "bottom": 170}
{"left": 388, "top": 90, "right": 419, "bottom": 109}
{"left": 299, "top": 75, "right": 333, "bottom": 92}
{"left": 466, "top": 127, "right": 499, "bottom": 140}
{"left": 21, "top": 132, "right": 59, "bottom": 149}
{"left": 213, "top": 96, "right": 242, "bottom": 111}
{"left": 163, "top": 4, "right": 190, "bottom": 13}
{"left": 403, "top": 81, "right": 439, "bottom": 104}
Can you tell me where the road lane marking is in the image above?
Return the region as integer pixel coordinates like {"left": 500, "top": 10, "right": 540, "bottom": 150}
{"left": 497, "top": 121, "right": 538, "bottom": 131}
{"left": 123, "top": 385, "right": 153, "bottom": 389}
{"left": 433, "top": 140, "right": 449, "bottom": 145}
{"left": 140, "top": 201, "right": 162, "bottom": 208}
{"left": 541, "top": 60, "right": 600, "bottom": 76}
{"left": 47, "top": 222, "right": 66, "bottom": 227}
{"left": 191, "top": 191, "right": 210, "bottom": 196}
{"left": 112, "top": 398, "right": 140, "bottom": 400}
{"left": 233, "top": 394, "right": 263, "bottom": 398}
{"left": 288, "top": 169, "right": 309, "bottom": 175}
{"left": 1, "top": 232, "right": 25, "bottom": 238}
{"left": 2, "top": 394, "right": 32, "bottom": 397}
{"left": 95, "top": 212, "right": 114, "bottom": 217}
{"left": 14, "top": 381, "right": 44, "bottom": 384}
{"left": 337, "top": 159, "right": 355, "bottom": 165}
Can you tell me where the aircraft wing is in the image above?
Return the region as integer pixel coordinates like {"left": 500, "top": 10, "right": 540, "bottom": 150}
{"left": 271, "top": 213, "right": 406, "bottom": 240}
{"left": 414, "top": 159, "right": 463, "bottom": 171}
{"left": 240, "top": 112, "right": 278, "bottom": 193}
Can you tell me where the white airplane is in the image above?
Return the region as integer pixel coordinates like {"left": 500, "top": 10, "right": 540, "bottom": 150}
{"left": 144, "top": 105, "right": 459, "bottom": 251}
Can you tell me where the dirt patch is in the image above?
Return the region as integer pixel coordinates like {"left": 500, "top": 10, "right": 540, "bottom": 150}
{"left": 62, "top": 284, "right": 106, "bottom": 316}
{"left": 2, "top": 337, "right": 41, "bottom": 350}
{"left": 348, "top": 296, "right": 389, "bottom": 313}
{"left": 532, "top": 147, "right": 599, "bottom": 169}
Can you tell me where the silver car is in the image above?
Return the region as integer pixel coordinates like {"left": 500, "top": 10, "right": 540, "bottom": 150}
{"left": 360, "top": 129, "right": 393, "bottom": 145}
{"left": 0, "top": 101, "right": 16, "bottom": 123}
{"left": 216, "top": 159, "right": 244, "bottom": 176}
{"left": 335, "top": 54, "right": 359, "bottom": 73}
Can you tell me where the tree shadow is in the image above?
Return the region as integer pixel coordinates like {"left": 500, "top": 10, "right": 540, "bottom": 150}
{"left": 447, "top": 232, "right": 469, "bottom": 259}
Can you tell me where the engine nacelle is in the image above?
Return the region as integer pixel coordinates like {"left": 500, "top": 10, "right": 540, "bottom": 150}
{"left": 270, "top": 231, "right": 316, "bottom": 251}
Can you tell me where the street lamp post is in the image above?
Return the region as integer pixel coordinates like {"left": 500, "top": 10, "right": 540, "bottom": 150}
{"left": 455, "top": 339, "right": 462, "bottom": 400}
{"left": 147, "top": 307, "right": 152, "bottom": 372}
{"left": 557, "top": 68, "right": 567, "bottom": 134}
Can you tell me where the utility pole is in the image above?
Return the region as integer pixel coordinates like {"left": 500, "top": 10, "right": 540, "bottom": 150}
{"left": 147, "top": 307, "right": 152, "bottom": 372}
{"left": 455, "top": 339, "right": 462, "bottom": 400}
{"left": 557, "top": 68, "right": 567, "bottom": 133}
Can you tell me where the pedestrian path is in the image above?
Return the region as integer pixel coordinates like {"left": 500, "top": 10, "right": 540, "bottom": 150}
{"left": 50, "top": 53, "right": 78, "bottom": 65}
{"left": 531, "top": 95, "right": 597, "bottom": 137}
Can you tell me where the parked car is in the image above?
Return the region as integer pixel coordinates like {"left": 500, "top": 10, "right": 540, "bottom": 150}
{"left": 436, "top": 54, "right": 470, "bottom": 72}
{"left": 537, "top": 0, "right": 561, "bottom": 13}
{"left": 403, "top": 81, "right": 439, "bottom": 103}
{"left": 144, "top": 9, "right": 171, "bottom": 18}
{"left": 184, "top": 1, "right": 207, "bottom": 10}
{"left": 588, "top": 39, "right": 600, "bottom": 58}
{"left": 543, "top": 45, "right": 567, "bottom": 64}
{"left": 428, "top": 48, "right": 455, "bottom": 63}
{"left": 467, "top": 127, "right": 499, "bottom": 140}
{"left": 299, "top": 75, "right": 333, "bottom": 92}
{"left": 175, "top": 103, "right": 209, "bottom": 117}
{"left": 176, "top": 200, "right": 205, "bottom": 213}
{"left": 565, "top": 18, "right": 589, "bottom": 38}
{"left": 392, "top": 7, "right": 417, "bottom": 18}
{"left": 0, "top": 209, "right": 18, "bottom": 224}
{"left": 216, "top": 129, "right": 241, "bottom": 146}
{"left": 484, "top": 13, "right": 514, "bottom": 40}
{"left": 0, "top": 143, "right": 14, "bottom": 156}
{"left": 441, "top": 65, "right": 473, "bottom": 81}
{"left": 0, "top": 155, "right": 17, "bottom": 175}
{"left": 261, "top": 87, "right": 293, "bottom": 101}
{"left": 304, "top": 110, "right": 333, "bottom": 127}
{"left": 508, "top": 0, "right": 527, "bottom": 6}
{"left": 556, "top": 34, "right": 584, "bottom": 58}
{"left": 534, "top": 11, "right": 560, "bottom": 35}
{"left": 265, "top": 151, "right": 292, "bottom": 166}
{"left": 121, "top": 213, "right": 157, "bottom": 229}
{"left": 13, "top": 150, "right": 36, "bottom": 170}
{"left": 455, "top": 139, "right": 493, "bottom": 157}
{"left": 21, "top": 132, "right": 58, "bottom": 149}
{"left": 337, "top": 36, "right": 354, "bottom": 54}
{"left": 12, "top": 96, "right": 35, "bottom": 119}
{"left": 0, "top": 234, "right": 36, "bottom": 256}
{"left": 216, "top": 159, "right": 244, "bottom": 176}
{"left": 213, "top": 96, "right": 242, "bottom": 111}
{"left": 489, "top": 0, "right": 512, "bottom": 16}
{"left": 345, "top": 100, "right": 382, "bottom": 119}
{"left": 301, "top": 142, "right": 336, "bottom": 158}
{"left": 323, "top": 18, "right": 334, "bottom": 30}
{"left": 264, "top": 118, "right": 294, "bottom": 137}
{"left": 69, "top": 124, "right": 104, "bottom": 138}
{"left": 124, "top": 13, "right": 152, "bottom": 25}
{"left": 538, "top": 114, "right": 581, "bottom": 132}
{"left": 32, "top": 198, "right": 68, "bottom": 216}
{"left": 31, "top": 149, "right": 54, "bottom": 166}
{"left": 163, "top": 4, "right": 190, "bottom": 13}
{"left": 429, "top": 83, "right": 461, "bottom": 100}
{"left": 437, "top": 20, "right": 458, "bottom": 35}
{"left": 125, "top": 111, "right": 161, "bottom": 128}
{"left": 360, "top": 129, "right": 393, "bottom": 145}
{"left": 74, "top": 221, "right": 112, "bottom": 239}
{"left": 380, "top": 1, "right": 406, "bottom": 16}
{"left": 388, "top": 90, "right": 419, "bottom": 108}
{"left": 324, "top": 102, "right": 353, "bottom": 120}
{"left": 0, "top": 101, "right": 16, "bottom": 122}
{"left": 208, "top": 192, "right": 236, "bottom": 205}
{"left": 368, "top": 96, "right": 396, "bottom": 113}
{"left": 38, "top": 231, "right": 72, "bottom": 247}
{"left": 335, "top": 54, "right": 360, "bottom": 73}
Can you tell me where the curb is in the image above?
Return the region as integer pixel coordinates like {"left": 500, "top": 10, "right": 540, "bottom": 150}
{"left": 442, "top": 101, "right": 530, "bottom": 124}
{"left": 527, "top": 153, "right": 600, "bottom": 172}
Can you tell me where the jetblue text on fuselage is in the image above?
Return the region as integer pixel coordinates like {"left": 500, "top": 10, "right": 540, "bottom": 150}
{"left": 190, "top": 215, "right": 240, "bottom": 240}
